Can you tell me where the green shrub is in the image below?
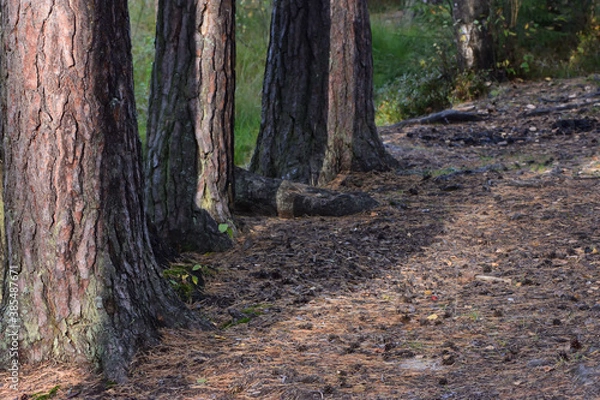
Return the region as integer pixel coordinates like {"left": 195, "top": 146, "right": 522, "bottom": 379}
{"left": 163, "top": 263, "right": 210, "bottom": 303}
{"left": 375, "top": 71, "right": 453, "bottom": 125}
{"left": 569, "top": 24, "right": 600, "bottom": 74}
{"left": 371, "top": 3, "right": 463, "bottom": 125}
{"left": 450, "top": 70, "right": 491, "bottom": 104}
{"left": 489, "top": 0, "right": 599, "bottom": 79}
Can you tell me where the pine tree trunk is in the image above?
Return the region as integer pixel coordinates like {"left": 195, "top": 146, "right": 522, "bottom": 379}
{"left": 251, "top": 0, "right": 395, "bottom": 185}
{"left": 145, "top": 0, "right": 235, "bottom": 252}
{"left": 0, "top": 0, "right": 203, "bottom": 383}
{"left": 453, "top": 0, "right": 494, "bottom": 71}
{"left": 249, "top": 0, "right": 331, "bottom": 185}
{"left": 319, "top": 0, "right": 395, "bottom": 185}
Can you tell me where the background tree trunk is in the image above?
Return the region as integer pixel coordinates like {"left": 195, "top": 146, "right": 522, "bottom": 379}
{"left": 453, "top": 0, "right": 494, "bottom": 71}
{"left": 249, "top": 0, "right": 330, "bottom": 185}
{"left": 319, "top": 0, "right": 396, "bottom": 185}
{"left": 251, "top": 0, "right": 394, "bottom": 185}
{"left": 0, "top": 0, "right": 202, "bottom": 382}
{"left": 145, "top": 0, "right": 235, "bottom": 252}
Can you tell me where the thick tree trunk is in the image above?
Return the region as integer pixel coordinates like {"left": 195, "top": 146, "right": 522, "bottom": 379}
{"left": 319, "top": 0, "right": 396, "bottom": 185}
{"left": 453, "top": 0, "right": 494, "bottom": 71}
{"left": 251, "top": 0, "right": 395, "bottom": 185}
{"left": 0, "top": 0, "right": 203, "bottom": 383}
{"left": 249, "top": 0, "right": 330, "bottom": 184}
{"left": 145, "top": 0, "right": 235, "bottom": 253}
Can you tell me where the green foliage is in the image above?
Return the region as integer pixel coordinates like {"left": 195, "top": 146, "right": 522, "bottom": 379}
{"left": 375, "top": 66, "right": 491, "bottom": 126}
{"left": 375, "top": 0, "right": 598, "bottom": 126}
{"left": 372, "top": 3, "right": 470, "bottom": 125}
{"left": 569, "top": 20, "right": 600, "bottom": 73}
{"left": 222, "top": 303, "right": 272, "bottom": 329}
{"left": 428, "top": 167, "right": 459, "bottom": 178}
{"left": 450, "top": 70, "right": 490, "bottom": 104}
{"left": 218, "top": 223, "right": 235, "bottom": 239}
{"left": 31, "top": 386, "right": 60, "bottom": 400}
{"left": 489, "top": 0, "right": 600, "bottom": 78}
{"left": 242, "top": 303, "right": 273, "bottom": 314}
{"left": 222, "top": 316, "right": 252, "bottom": 329}
{"left": 375, "top": 71, "right": 453, "bottom": 125}
{"left": 163, "top": 263, "right": 210, "bottom": 303}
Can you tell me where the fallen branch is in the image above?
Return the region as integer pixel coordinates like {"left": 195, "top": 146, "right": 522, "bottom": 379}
{"left": 541, "top": 90, "right": 600, "bottom": 104}
{"left": 475, "top": 275, "right": 512, "bottom": 284}
{"left": 505, "top": 179, "right": 546, "bottom": 188}
{"left": 521, "top": 98, "right": 600, "bottom": 117}
{"left": 234, "top": 167, "right": 378, "bottom": 218}
{"left": 388, "top": 109, "right": 485, "bottom": 129}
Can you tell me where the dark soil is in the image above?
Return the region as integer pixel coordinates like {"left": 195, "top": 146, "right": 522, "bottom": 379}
{"left": 3, "top": 77, "right": 600, "bottom": 400}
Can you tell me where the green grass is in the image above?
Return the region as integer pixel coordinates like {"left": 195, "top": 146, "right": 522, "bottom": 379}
{"left": 129, "top": 0, "right": 156, "bottom": 145}
{"left": 234, "top": 0, "right": 271, "bottom": 166}
{"left": 30, "top": 386, "right": 60, "bottom": 400}
{"left": 371, "top": 18, "right": 426, "bottom": 88}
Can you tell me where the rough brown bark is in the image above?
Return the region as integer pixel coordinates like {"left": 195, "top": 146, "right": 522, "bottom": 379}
{"left": 0, "top": 0, "right": 203, "bottom": 383}
{"left": 235, "top": 167, "right": 378, "bottom": 218}
{"left": 0, "top": 162, "right": 5, "bottom": 298}
{"left": 319, "top": 0, "right": 396, "bottom": 185}
{"left": 249, "top": 0, "right": 330, "bottom": 184}
{"left": 251, "top": 0, "right": 395, "bottom": 186}
{"left": 453, "top": 0, "right": 494, "bottom": 71}
{"left": 145, "top": 0, "right": 235, "bottom": 253}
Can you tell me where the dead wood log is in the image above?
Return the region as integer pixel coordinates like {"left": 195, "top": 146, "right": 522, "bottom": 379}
{"left": 521, "top": 97, "right": 600, "bottom": 117}
{"left": 475, "top": 275, "right": 512, "bottom": 284}
{"left": 389, "top": 109, "right": 485, "bottom": 129}
{"left": 234, "top": 167, "right": 378, "bottom": 218}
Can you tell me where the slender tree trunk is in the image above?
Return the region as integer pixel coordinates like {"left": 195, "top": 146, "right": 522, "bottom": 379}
{"left": 251, "top": 0, "right": 395, "bottom": 185}
{"left": 0, "top": 0, "right": 202, "bottom": 383}
{"left": 453, "top": 0, "right": 494, "bottom": 71}
{"left": 249, "top": 0, "right": 330, "bottom": 185}
{"left": 145, "top": 0, "right": 235, "bottom": 252}
{"left": 319, "top": 0, "right": 395, "bottom": 185}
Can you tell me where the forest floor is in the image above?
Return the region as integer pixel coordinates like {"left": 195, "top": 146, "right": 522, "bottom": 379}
{"left": 3, "top": 76, "right": 600, "bottom": 399}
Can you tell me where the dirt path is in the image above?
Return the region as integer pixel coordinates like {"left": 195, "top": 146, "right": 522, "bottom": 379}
{"left": 3, "top": 77, "right": 600, "bottom": 399}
